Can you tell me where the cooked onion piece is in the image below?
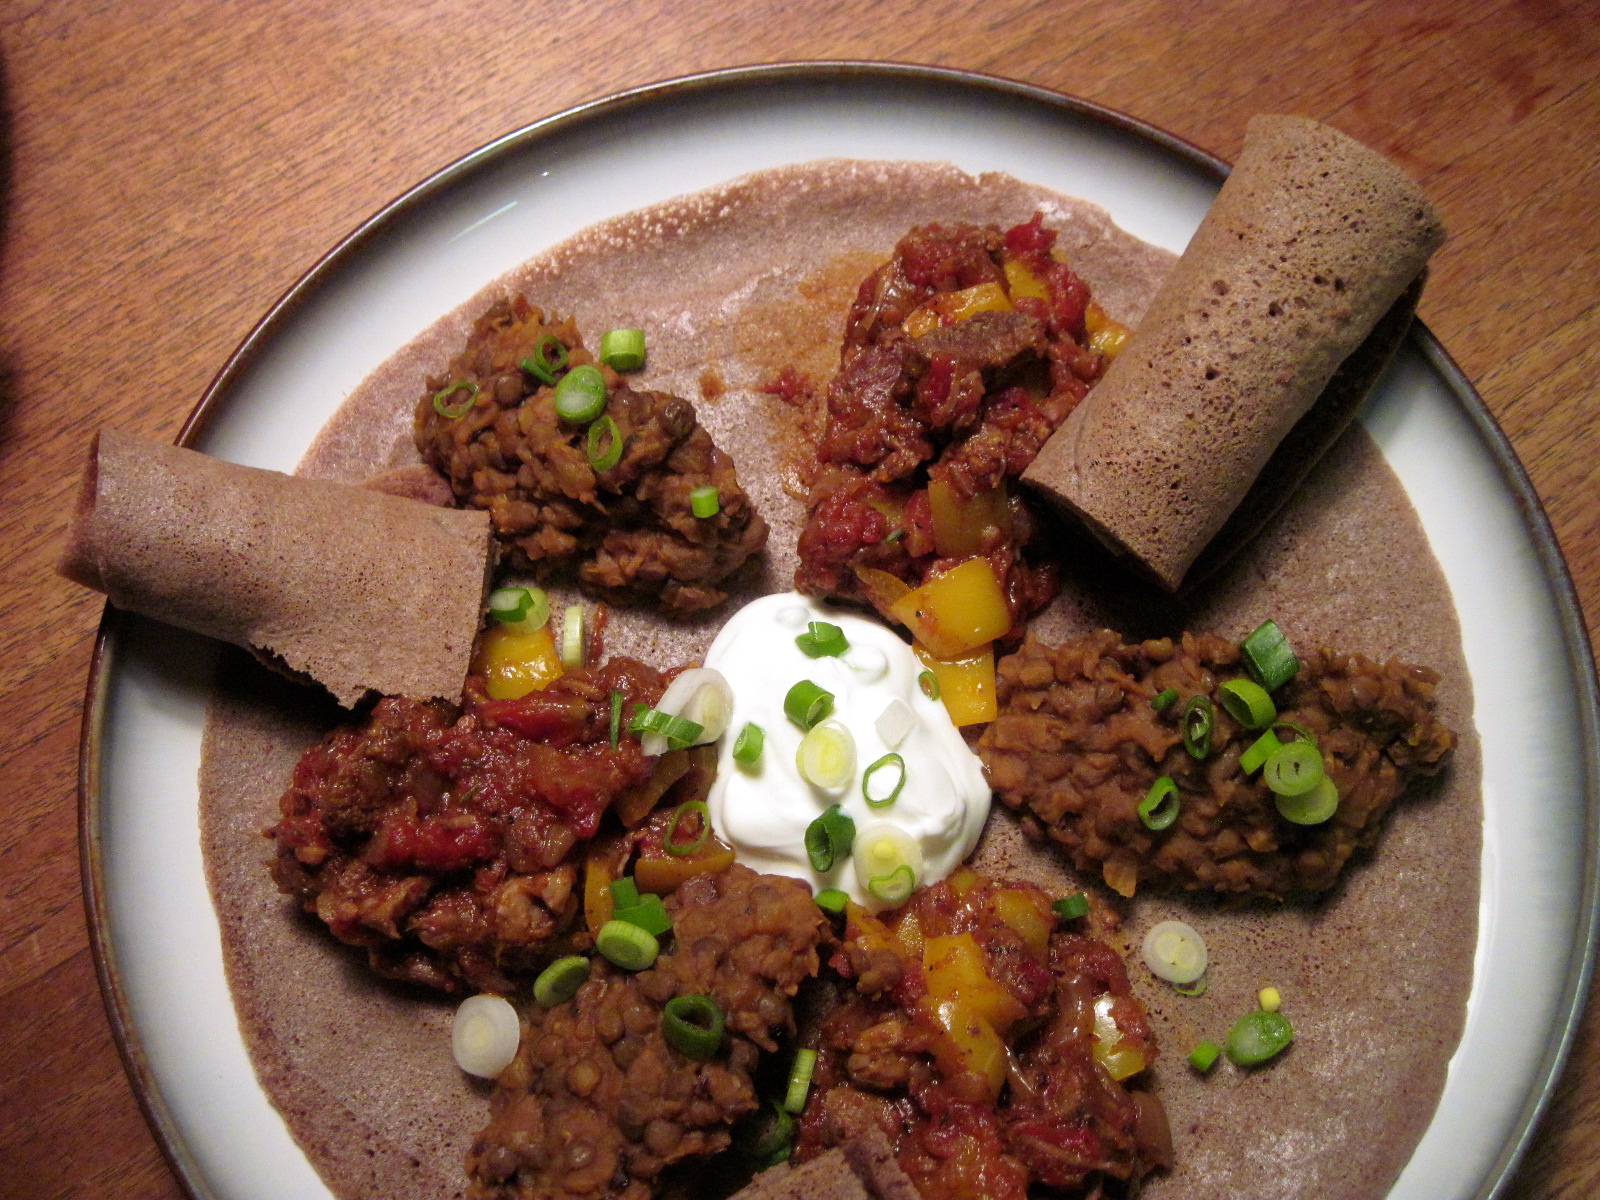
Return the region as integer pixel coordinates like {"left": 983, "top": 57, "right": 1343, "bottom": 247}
{"left": 453, "top": 994, "right": 522, "bottom": 1078}
{"left": 1142, "top": 919, "right": 1209, "bottom": 985}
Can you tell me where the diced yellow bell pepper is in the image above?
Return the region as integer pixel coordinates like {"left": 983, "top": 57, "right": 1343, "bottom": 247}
{"left": 475, "top": 624, "right": 564, "bottom": 699}
{"left": 891, "top": 906, "right": 925, "bottom": 958}
{"left": 928, "top": 999, "right": 1009, "bottom": 1103}
{"left": 889, "top": 557, "right": 1010, "bottom": 659}
{"left": 924, "top": 934, "right": 1028, "bottom": 1032}
{"left": 989, "top": 887, "right": 1055, "bottom": 957}
{"left": 1084, "top": 300, "right": 1131, "bottom": 359}
{"left": 584, "top": 853, "right": 616, "bottom": 936}
{"left": 927, "top": 478, "right": 1009, "bottom": 559}
{"left": 1092, "top": 992, "right": 1148, "bottom": 1081}
{"left": 946, "top": 866, "right": 981, "bottom": 896}
{"left": 633, "top": 838, "right": 737, "bottom": 894}
{"left": 1002, "top": 259, "right": 1050, "bottom": 302}
{"left": 915, "top": 643, "right": 998, "bottom": 727}
{"left": 903, "top": 281, "right": 1014, "bottom": 338}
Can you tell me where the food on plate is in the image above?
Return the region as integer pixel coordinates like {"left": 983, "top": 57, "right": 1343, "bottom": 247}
{"left": 415, "top": 296, "right": 767, "bottom": 613}
{"left": 795, "top": 869, "right": 1171, "bottom": 1199}
{"left": 978, "top": 629, "right": 1456, "bottom": 898}
{"left": 59, "top": 428, "right": 491, "bottom": 705}
{"left": 795, "top": 217, "right": 1121, "bottom": 637}
{"left": 268, "top": 655, "right": 689, "bottom": 994}
{"left": 1024, "top": 115, "right": 1446, "bottom": 590}
{"left": 468, "top": 863, "right": 827, "bottom": 1199}
{"left": 195, "top": 158, "right": 1480, "bottom": 1200}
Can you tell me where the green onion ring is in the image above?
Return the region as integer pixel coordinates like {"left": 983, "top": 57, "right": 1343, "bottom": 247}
{"left": 1139, "top": 775, "right": 1181, "bottom": 831}
{"left": 1239, "top": 728, "right": 1282, "bottom": 775}
{"left": 784, "top": 680, "right": 835, "bottom": 730}
{"left": 1174, "top": 975, "right": 1209, "bottom": 998}
{"left": 553, "top": 363, "right": 608, "bottom": 423}
{"left": 782, "top": 1048, "right": 818, "bottom": 1114}
{"left": 533, "top": 955, "right": 590, "bottom": 1007}
{"left": 1052, "top": 893, "right": 1090, "bottom": 920}
{"left": 519, "top": 335, "right": 570, "bottom": 386}
{"left": 867, "top": 864, "right": 916, "bottom": 905}
{"left": 1262, "top": 740, "right": 1325, "bottom": 797}
{"left": 751, "top": 1101, "right": 795, "bottom": 1168}
{"left": 1218, "top": 678, "right": 1276, "bottom": 729}
{"left": 612, "top": 895, "right": 672, "bottom": 936}
{"left": 1151, "top": 687, "right": 1179, "bottom": 712}
{"left": 629, "top": 705, "right": 706, "bottom": 749}
{"left": 805, "top": 805, "right": 856, "bottom": 873}
{"left": 1182, "top": 695, "right": 1214, "bottom": 759}
{"left": 1272, "top": 719, "right": 1319, "bottom": 749}
{"left": 432, "top": 380, "right": 479, "bottom": 418}
{"left": 1225, "top": 1009, "right": 1294, "bottom": 1066}
{"left": 664, "top": 800, "right": 712, "bottom": 857}
{"left": 586, "top": 414, "right": 624, "bottom": 471}
{"left": 1188, "top": 1040, "right": 1222, "bottom": 1072}
{"left": 1242, "top": 620, "right": 1300, "bottom": 692}
{"left": 732, "top": 722, "right": 764, "bottom": 766}
{"left": 814, "top": 887, "right": 850, "bottom": 914}
{"left": 609, "top": 690, "right": 624, "bottom": 748}
{"left": 918, "top": 669, "right": 940, "bottom": 700}
{"left": 661, "top": 994, "right": 724, "bottom": 1060}
{"left": 1275, "top": 774, "right": 1340, "bottom": 825}
{"left": 795, "top": 620, "right": 849, "bottom": 658}
{"left": 599, "top": 328, "right": 646, "bottom": 371}
{"left": 596, "top": 919, "right": 658, "bottom": 971}
{"left": 862, "top": 753, "right": 907, "bottom": 809}
{"left": 689, "top": 485, "right": 720, "bottom": 519}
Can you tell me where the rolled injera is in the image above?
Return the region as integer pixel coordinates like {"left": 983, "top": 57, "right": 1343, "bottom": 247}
{"left": 59, "top": 428, "right": 492, "bottom": 706}
{"left": 1023, "top": 114, "right": 1446, "bottom": 589}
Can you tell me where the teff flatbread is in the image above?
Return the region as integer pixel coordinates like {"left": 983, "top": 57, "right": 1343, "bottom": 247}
{"left": 198, "top": 159, "right": 1479, "bottom": 1200}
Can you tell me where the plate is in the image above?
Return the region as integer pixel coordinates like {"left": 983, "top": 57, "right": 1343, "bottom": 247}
{"left": 79, "top": 63, "right": 1600, "bottom": 1200}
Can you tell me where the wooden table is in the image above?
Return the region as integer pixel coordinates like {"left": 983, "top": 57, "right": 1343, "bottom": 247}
{"left": 2, "top": 3, "right": 1595, "bottom": 1197}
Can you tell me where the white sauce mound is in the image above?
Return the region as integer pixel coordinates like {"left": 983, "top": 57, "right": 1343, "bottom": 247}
{"left": 704, "top": 592, "right": 991, "bottom": 909}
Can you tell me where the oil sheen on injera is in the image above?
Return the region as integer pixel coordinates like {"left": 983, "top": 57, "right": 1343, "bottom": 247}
{"left": 199, "top": 160, "right": 1480, "bottom": 1200}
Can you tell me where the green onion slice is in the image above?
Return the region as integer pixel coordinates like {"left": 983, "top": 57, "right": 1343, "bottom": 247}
{"left": 609, "top": 690, "right": 624, "bottom": 748}
{"left": 868, "top": 864, "right": 916, "bottom": 905}
{"left": 1175, "top": 975, "right": 1209, "bottom": 998}
{"left": 1218, "top": 678, "right": 1276, "bottom": 729}
{"left": 862, "top": 753, "right": 907, "bottom": 809}
{"left": 732, "top": 722, "right": 764, "bottom": 766}
{"left": 805, "top": 805, "right": 856, "bottom": 872}
{"left": 1225, "top": 1009, "right": 1294, "bottom": 1066}
{"left": 585, "top": 414, "right": 624, "bottom": 471}
{"left": 784, "top": 680, "right": 835, "bottom": 730}
{"left": 797, "top": 721, "right": 856, "bottom": 790}
{"left": 561, "top": 605, "right": 586, "bottom": 667}
{"left": 1142, "top": 919, "right": 1207, "bottom": 984}
{"left": 689, "top": 485, "right": 720, "bottom": 519}
{"left": 751, "top": 1101, "right": 795, "bottom": 1168}
{"left": 1053, "top": 893, "right": 1090, "bottom": 920}
{"left": 596, "top": 919, "right": 658, "bottom": 971}
{"left": 918, "top": 669, "right": 940, "bottom": 700}
{"left": 1188, "top": 1040, "right": 1222, "bottom": 1072}
{"left": 1272, "top": 719, "right": 1319, "bottom": 749}
{"left": 815, "top": 887, "right": 850, "bottom": 914}
{"left": 664, "top": 800, "right": 711, "bottom": 857}
{"left": 1182, "top": 695, "right": 1214, "bottom": 759}
{"left": 884, "top": 528, "right": 906, "bottom": 544}
{"left": 533, "top": 954, "right": 591, "bottom": 1007}
{"left": 630, "top": 705, "right": 706, "bottom": 750}
{"left": 661, "top": 994, "right": 724, "bottom": 1060}
{"left": 1242, "top": 620, "right": 1300, "bottom": 692}
{"left": 854, "top": 821, "right": 923, "bottom": 907}
{"left": 1276, "top": 774, "right": 1339, "bottom": 825}
{"left": 1151, "top": 687, "right": 1179, "bottom": 712}
{"left": 1239, "top": 729, "right": 1282, "bottom": 775}
{"left": 487, "top": 586, "right": 551, "bottom": 631}
{"left": 519, "top": 335, "right": 570, "bottom": 386}
{"left": 1139, "top": 775, "right": 1181, "bottom": 831}
{"left": 599, "top": 328, "right": 646, "bottom": 371}
{"left": 553, "top": 363, "right": 608, "bottom": 423}
{"left": 795, "top": 620, "right": 849, "bottom": 658}
{"left": 610, "top": 876, "right": 640, "bottom": 909}
{"left": 612, "top": 895, "right": 672, "bottom": 937}
{"left": 432, "top": 380, "right": 479, "bottom": 419}
{"left": 1262, "top": 740, "right": 1325, "bottom": 797}
{"left": 782, "top": 1048, "right": 817, "bottom": 1114}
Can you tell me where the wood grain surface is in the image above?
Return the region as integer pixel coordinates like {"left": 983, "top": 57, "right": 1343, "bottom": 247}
{"left": 1, "top": 2, "right": 1596, "bottom": 1198}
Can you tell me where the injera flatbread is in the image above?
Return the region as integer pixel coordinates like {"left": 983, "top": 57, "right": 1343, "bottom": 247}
{"left": 199, "top": 159, "right": 1480, "bottom": 1200}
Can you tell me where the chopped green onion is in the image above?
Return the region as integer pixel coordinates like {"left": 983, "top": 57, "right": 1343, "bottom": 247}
{"left": 868, "top": 864, "right": 916, "bottom": 905}
{"left": 1242, "top": 620, "right": 1300, "bottom": 692}
{"left": 612, "top": 894, "right": 672, "bottom": 936}
{"left": 519, "top": 335, "right": 570, "bottom": 386}
{"left": 782, "top": 1048, "right": 817, "bottom": 1114}
{"left": 452, "top": 993, "right": 521, "bottom": 1077}
{"left": 645, "top": 667, "right": 732, "bottom": 753}
{"left": 585, "top": 414, "right": 624, "bottom": 471}
{"left": 797, "top": 721, "right": 856, "bottom": 790}
{"left": 1151, "top": 687, "right": 1179, "bottom": 712}
{"left": 918, "top": 669, "right": 940, "bottom": 700}
{"left": 862, "top": 753, "right": 907, "bottom": 809}
{"left": 795, "top": 620, "right": 849, "bottom": 658}
{"left": 661, "top": 994, "right": 724, "bottom": 1059}
{"left": 1053, "top": 893, "right": 1090, "bottom": 920}
{"left": 815, "top": 888, "right": 850, "bottom": 914}
{"left": 1263, "top": 740, "right": 1325, "bottom": 797}
{"left": 1276, "top": 774, "right": 1340, "bottom": 825}
{"left": 884, "top": 528, "right": 906, "bottom": 544}
{"left": 732, "top": 722, "right": 764, "bottom": 766}
{"left": 1175, "top": 975, "right": 1209, "bottom": 997}
{"left": 533, "top": 955, "right": 591, "bottom": 1007}
{"left": 553, "top": 363, "right": 608, "bottom": 423}
{"left": 805, "top": 805, "right": 856, "bottom": 872}
{"left": 561, "top": 605, "right": 586, "bottom": 667}
{"left": 1225, "top": 1009, "right": 1294, "bottom": 1066}
{"left": 599, "top": 328, "right": 646, "bottom": 371}
{"left": 751, "top": 1101, "right": 795, "bottom": 1168}
{"left": 1188, "top": 1041, "right": 1222, "bottom": 1072}
{"left": 432, "top": 380, "right": 480, "bottom": 419}
{"left": 1182, "top": 695, "right": 1214, "bottom": 759}
{"left": 1142, "top": 919, "right": 1207, "bottom": 984}
{"left": 665, "top": 800, "right": 712, "bottom": 857}
{"left": 610, "top": 876, "right": 640, "bottom": 909}
{"left": 1218, "top": 678, "right": 1276, "bottom": 729}
{"left": 596, "top": 919, "right": 658, "bottom": 970}
{"left": 630, "top": 705, "right": 706, "bottom": 750}
{"left": 784, "top": 680, "right": 835, "bottom": 730}
{"left": 1272, "top": 719, "right": 1319, "bottom": 749}
{"left": 1239, "top": 729, "right": 1282, "bottom": 775}
{"left": 609, "top": 690, "right": 624, "bottom": 748}
{"left": 488, "top": 586, "right": 550, "bottom": 631}
{"left": 1139, "top": 776, "right": 1181, "bottom": 831}
{"left": 689, "top": 486, "right": 720, "bottom": 519}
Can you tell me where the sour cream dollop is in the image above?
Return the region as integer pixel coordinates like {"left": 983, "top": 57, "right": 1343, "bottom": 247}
{"left": 704, "top": 592, "right": 990, "bottom": 909}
